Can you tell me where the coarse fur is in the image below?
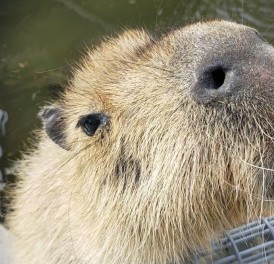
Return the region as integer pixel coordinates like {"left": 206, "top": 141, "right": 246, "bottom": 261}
{"left": 8, "top": 20, "right": 274, "bottom": 263}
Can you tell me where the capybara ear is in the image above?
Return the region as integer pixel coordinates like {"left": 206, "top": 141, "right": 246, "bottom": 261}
{"left": 39, "top": 105, "right": 69, "bottom": 150}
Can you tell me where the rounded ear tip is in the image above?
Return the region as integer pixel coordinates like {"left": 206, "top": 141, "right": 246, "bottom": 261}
{"left": 38, "top": 107, "right": 47, "bottom": 119}
{"left": 39, "top": 105, "right": 68, "bottom": 150}
{"left": 38, "top": 105, "right": 62, "bottom": 121}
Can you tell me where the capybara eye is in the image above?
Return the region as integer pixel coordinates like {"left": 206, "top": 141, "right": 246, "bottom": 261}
{"left": 77, "top": 113, "right": 108, "bottom": 136}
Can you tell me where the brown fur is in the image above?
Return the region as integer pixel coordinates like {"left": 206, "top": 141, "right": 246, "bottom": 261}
{"left": 8, "top": 20, "right": 274, "bottom": 263}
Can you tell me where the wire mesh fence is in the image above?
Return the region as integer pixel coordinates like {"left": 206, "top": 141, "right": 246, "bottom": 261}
{"left": 192, "top": 216, "right": 274, "bottom": 264}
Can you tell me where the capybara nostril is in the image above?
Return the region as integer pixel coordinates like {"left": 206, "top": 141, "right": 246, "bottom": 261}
{"left": 192, "top": 64, "right": 233, "bottom": 104}
{"left": 206, "top": 66, "right": 226, "bottom": 90}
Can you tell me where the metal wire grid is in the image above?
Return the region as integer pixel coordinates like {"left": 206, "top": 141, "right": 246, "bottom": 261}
{"left": 192, "top": 216, "right": 274, "bottom": 264}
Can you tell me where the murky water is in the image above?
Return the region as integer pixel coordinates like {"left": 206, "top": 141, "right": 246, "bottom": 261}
{"left": 1, "top": 0, "right": 274, "bottom": 219}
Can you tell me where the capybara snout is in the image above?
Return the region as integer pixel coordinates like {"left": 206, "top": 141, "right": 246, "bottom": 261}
{"left": 180, "top": 24, "right": 274, "bottom": 105}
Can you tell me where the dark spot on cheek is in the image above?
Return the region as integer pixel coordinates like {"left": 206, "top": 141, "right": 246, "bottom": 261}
{"left": 115, "top": 142, "right": 141, "bottom": 184}
{"left": 115, "top": 158, "right": 141, "bottom": 184}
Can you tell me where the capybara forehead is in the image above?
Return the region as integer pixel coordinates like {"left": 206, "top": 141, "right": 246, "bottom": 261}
{"left": 62, "top": 20, "right": 274, "bottom": 124}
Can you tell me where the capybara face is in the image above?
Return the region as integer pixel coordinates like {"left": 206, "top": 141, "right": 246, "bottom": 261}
{"left": 11, "top": 20, "right": 274, "bottom": 264}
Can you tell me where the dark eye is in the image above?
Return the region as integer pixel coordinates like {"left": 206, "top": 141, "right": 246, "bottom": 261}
{"left": 77, "top": 113, "right": 108, "bottom": 136}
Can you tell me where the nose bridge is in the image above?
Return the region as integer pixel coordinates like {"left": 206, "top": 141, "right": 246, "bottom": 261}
{"left": 247, "top": 63, "right": 274, "bottom": 99}
{"left": 241, "top": 42, "right": 274, "bottom": 90}
{"left": 191, "top": 35, "right": 274, "bottom": 104}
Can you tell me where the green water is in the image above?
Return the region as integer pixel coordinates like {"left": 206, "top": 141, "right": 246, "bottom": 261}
{"left": 1, "top": 0, "right": 274, "bottom": 192}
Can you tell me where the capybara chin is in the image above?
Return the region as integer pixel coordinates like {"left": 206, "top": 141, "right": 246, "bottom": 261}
{"left": 8, "top": 20, "right": 274, "bottom": 263}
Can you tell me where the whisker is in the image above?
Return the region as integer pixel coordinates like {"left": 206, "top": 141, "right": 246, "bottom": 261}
{"left": 239, "top": 159, "right": 274, "bottom": 173}
{"left": 35, "top": 64, "right": 74, "bottom": 74}
{"left": 20, "top": 141, "right": 96, "bottom": 199}
{"left": 223, "top": 181, "right": 274, "bottom": 202}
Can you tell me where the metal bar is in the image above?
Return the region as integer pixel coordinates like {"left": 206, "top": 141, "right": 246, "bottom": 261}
{"left": 241, "top": 247, "right": 274, "bottom": 263}
{"left": 240, "top": 241, "right": 274, "bottom": 257}
{"left": 249, "top": 253, "right": 274, "bottom": 264}
{"left": 225, "top": 231, "right": 242, "bottom": 262}
{"left": 262, "top": 217, "right": 274, "bottom": 240}
{"left": 192, "top": 216, "right": 274, "bottom": 263}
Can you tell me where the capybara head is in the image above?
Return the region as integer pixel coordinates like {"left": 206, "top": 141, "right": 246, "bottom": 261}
{"left": 12, "top": 20, "right": 274, "bottom": 263}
